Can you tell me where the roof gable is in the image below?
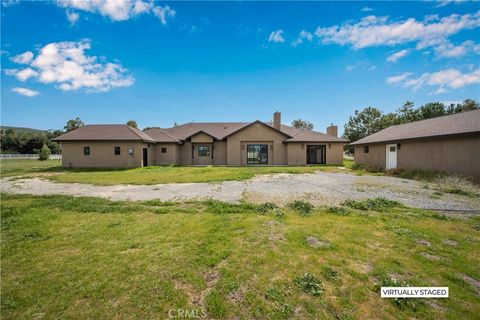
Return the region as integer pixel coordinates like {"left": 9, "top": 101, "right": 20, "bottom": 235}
{"left": 223, "top": 120, "right": 292, "bottom": 139}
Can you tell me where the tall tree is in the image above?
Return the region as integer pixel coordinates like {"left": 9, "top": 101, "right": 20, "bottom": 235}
{"left": 291, "top": 119, "right": 314, "bottom": 130}
{"left": 343, "top": 107, "right": 388, "bottom": 154}
{"left": 64, "top": 117, "right": 85, "bottom": 132}
{"left": 126, "top": 120, "right": 138, "bottom": 129}
{"left": 416, "top": 102, "right": 445, "bottom": 120}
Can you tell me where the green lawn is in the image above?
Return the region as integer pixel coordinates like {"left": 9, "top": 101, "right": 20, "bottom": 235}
{"left": 1, "top": 194, "right": 479, "bottom": 319}
{"left": 0, "top": 159, "right": 62, "bottom": 178}
{"left": 1, "top": 158, "right": 352, "bottom": 185}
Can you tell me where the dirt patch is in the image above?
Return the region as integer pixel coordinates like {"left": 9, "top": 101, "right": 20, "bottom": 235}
{"left": 306, "top": 236, "right": 330, "bottom": 248}
{"left": 460, "top": 274, "right": 480, "bottom": 295}
{"left": 227, "top": 289, "right": 244, "bottom": 304}
{"left": 2, "top": 172, "right": 480, "bottom": 211}
{"left": 421, "top": 252, "right": 441, "bottom": 261}
{"left": 353, "top": 262, "right": 374, "bottom": 274}
{"left": 416, "top": 239, "right": 432, "bottom": 247}
{"left": 442, "top": 239, "right": 457, "bottom": 246}
{"left": 263, "top": 220, "right": 285, "bottom": 241}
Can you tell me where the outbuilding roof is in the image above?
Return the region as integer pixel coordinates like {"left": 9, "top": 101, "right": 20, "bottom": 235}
{"left": 53, "top": 125, "right": 156, "bottom": 143}
{"left": 350, "top": 109, "right": 480, "bottom": 145}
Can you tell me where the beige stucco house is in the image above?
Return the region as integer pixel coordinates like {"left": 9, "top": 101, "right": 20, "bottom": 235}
{"left": 351, "top": 109, "right": 480, "bottom": 177}
{"left": 54, "top": 112, "right": 347, "bottom": 168}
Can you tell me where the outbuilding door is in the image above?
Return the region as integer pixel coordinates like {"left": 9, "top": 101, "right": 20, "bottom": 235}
{"left": 143, "top": 148, "right": 148, "bottom": 167}
{"left": 386, "top": 144, "right": 397, "bottom": 169}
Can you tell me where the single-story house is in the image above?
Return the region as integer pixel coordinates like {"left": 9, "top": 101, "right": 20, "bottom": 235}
{"left": 350, "top": 109, "right": 480, "bottom": 177}
{"left": 53, "top": 112, "right": 347, "bottom": 168}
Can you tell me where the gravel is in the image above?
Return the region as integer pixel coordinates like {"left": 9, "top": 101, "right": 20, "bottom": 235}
{"left": 1, "top": 171, "right": 479, "bottom": 211}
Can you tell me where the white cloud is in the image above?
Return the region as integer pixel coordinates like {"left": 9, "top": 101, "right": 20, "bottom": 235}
{"left": 66, "top": 10, "right": 79, "bottom": 25}
{"left": 386, "top": 68, "right": 480, "bottom": 94}
{"left": 387, "top": 49, "right": 410, "bottom": 62}
{"left": 433, "top": 40, "right": 480, "bottom": 58}
{"left": 291, "top": 30, "right": 313, "bottom": 47}
{"left": 435, "top": 0, "right": 471, "bottom": 7}
{"left": 10, "top": 51, "right": 34, "bottom": 64}
{"left": 6, "top": 40, "right": 134, "bottom": 93}
{"left": 12, "top": 87, "right": 40, "bottom": 97}
{"left": 361, "top": 7, "right": 373, "bottom": 12}
{"left": 386, "top": 72, "right": 412, "bottom": 84}
{"left": 315, "top": 11, "right": 480, "bottom": 51}
{"left": 55, "top": 0, "right": 175, "bottom": 24}
{"left": 345, "top": 60, "right": 377, "bottom": 72}
{"left": 268, "top": 30, "right": 285, "bottom": 43}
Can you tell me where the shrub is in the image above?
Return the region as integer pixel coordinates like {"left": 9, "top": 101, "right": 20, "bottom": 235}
{"left": 273, "top": 208, "right": 286, "bottom": 220}
{"left": 294, "top": 273, "right": 323, "bottom": 296}
{"left": 256, "top": 202, "right": 278, "bottom": 214}
{"left": 341, "top": 198, "right": 401, "bottom": 211}
{"left": 38, "top": 144, "right": 51, "bottom": 161}
{"left": 287, "top": 200, "right": 314, "bottom": 216}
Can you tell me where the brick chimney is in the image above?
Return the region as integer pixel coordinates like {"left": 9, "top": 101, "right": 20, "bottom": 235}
{"left": 273, "top": 111, "right": 281, "bottom": 130}
{"left": 326, "top": 123, "right": 338, "bottom": 137}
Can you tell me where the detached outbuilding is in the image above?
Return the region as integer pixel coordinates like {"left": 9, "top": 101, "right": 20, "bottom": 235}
{"left": 350, "top": 110, "right": 480, "bottom": 177}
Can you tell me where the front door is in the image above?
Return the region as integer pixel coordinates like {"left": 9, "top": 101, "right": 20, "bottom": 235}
{"left": 307, "top": 145, "right": 326, "bottom": 164}
{"left": 386, "top": 144, "right": 397, "bottom": 169}
{"left": 143, "top": 148, "right": 148, "bottom": 167}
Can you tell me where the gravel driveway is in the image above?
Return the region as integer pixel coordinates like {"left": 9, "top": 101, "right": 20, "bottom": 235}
{"left": 2, "top": 172, "right": 479, "bottom": 211}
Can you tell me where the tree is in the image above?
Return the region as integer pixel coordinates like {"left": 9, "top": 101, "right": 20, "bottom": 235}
{"left": 127, "top": 120, "right": 138, "bottom": 129}
{"left": 38, "top": 144, "right": 51, "bottom": 161}
{"left": 343, "top": 107, "right": 388, "bottom": 154}
{"left": 64, "top": 117, "right": 84, "bottom": 132}
{"left": 416, "top": 102, "right": 445, "bottom": 120}
{"left": 446, "top": 99, "right": 480, "bottom": 114}
{"left": 291, "top": 119, "right": 314, "bottom": 130}
{"left": 396, "top": 101, "right": 417, "bottom": 123}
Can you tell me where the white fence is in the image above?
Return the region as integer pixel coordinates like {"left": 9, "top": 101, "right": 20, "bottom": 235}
{"left": 0, "top": 154, "right": 62, "bottom": 160}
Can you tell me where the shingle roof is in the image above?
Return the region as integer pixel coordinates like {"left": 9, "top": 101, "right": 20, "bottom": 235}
{"left": 145, "top": 121, "right": 346, "bottom": 143}
{"left": 53, "top": 125, "right": 155, "bottom": 143}
{"left": 350, "top": 109, "right": 480, "bottom": 145}
{"left": 143, "top": 127, "right": 181, "bottom": 143}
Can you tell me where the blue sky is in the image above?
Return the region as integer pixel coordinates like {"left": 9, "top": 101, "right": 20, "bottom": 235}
{"left": 1, "top": 1, "right": 479, "bottom": 134}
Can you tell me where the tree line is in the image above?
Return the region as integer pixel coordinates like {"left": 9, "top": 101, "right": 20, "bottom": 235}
{"left": 343, "top": 99, "right": 479, "bottom": 153}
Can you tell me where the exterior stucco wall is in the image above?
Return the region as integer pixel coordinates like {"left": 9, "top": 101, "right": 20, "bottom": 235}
{"left": 226, "top": 123, "right": 288, "bottom": 165}
{"left": 353, "top": 134, "right": 480, "bottom": 177}
{"left": 190, "top": 132, "right": 214, "bottom": 143}
{"left": 178, "top": 142, "right": 193, "bottom": 165}
{"left": 60, "top": 141, "right": 150, "bottom": 168}
{"left": 287, "top": 143, "right": 344, "bottom": 165}
{"left": 153, "top": 143, "right": 178, "bottom": 165}
{"left": 213, "top": 141, "right": 227, "bottom": 165}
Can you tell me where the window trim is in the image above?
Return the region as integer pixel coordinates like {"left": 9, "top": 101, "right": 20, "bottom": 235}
{"left": 247, "top": 144, "right": 268, "bottom": 165}
{"left": 84, "top": 146, "right": 90, "bottom": 156}
{"left": 161, "top": 147, "right": 167, "bottom": 153}
{"left": 198, "top": 145, "right": 210, "bottom": 157}
{"left": 114, "top": 146, "right": 121, "bottom": 156}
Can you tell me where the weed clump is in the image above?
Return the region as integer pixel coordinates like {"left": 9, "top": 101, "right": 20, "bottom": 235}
{"left": 379, "top": 278, "right": 419, "bottom": 310}
{"left": 256, "top": 202, "right": 278, "bottom": 214}
{"left": 294, "top": 273, "right": 323, "bottom": 296}
{"left": 341, "top": 198, "right": 401, "bottom": 211}
{"left": 326, "top": 206, "right": 349, "bottom": 215}
{"left": 287, "top": 200, "right": 314, "bottom": 216}
{"left": 206, "top": 199, "right": 256, "bottom": 214}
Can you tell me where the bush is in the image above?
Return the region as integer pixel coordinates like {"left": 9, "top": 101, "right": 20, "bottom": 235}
{"left": 287, "top": 200, "right": 314, "bottom": 216}
{"left": 341, "top": 198, "right": 401, "bottom": 211}
{"left": 294, "top": 273, "right": 323, "bottom": 296}
{"left": 38, "top": 144, "right": 51, "bottom": 161}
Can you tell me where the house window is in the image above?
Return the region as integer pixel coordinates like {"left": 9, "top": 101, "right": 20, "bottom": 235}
{"left": 161, "top": 147, "right": 167, "bottom": 153}
{"left": 390, "top": 146, "right": 396, "bottom": 152}
{"left": 128, "top": 147, "right": 134, "bottom": 155}
{"left": 247, "top": 144, "right": 268, "bottom": 164}
{"left": 84, "top": 146, "right": 90, "bottom": 156}
{"left": 198, "top": 145, "right": 210, "bottom": 156}
{"left": 114, "top": 146, "right": 121, "bottom": 155}
{"left": 364, "top": 146, "right": 369, "bottom": 153}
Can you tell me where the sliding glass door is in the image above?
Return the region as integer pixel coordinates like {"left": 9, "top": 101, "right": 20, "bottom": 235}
{"left": 247, "top": 144, "right": 268, "bottom": 164}
{"left": 306, "top": 145, "right": 326, "bottom": 164}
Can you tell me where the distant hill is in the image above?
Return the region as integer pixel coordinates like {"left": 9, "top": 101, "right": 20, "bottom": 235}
{"left": 0, "top": 126, "right": 46, "bottom": 134}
